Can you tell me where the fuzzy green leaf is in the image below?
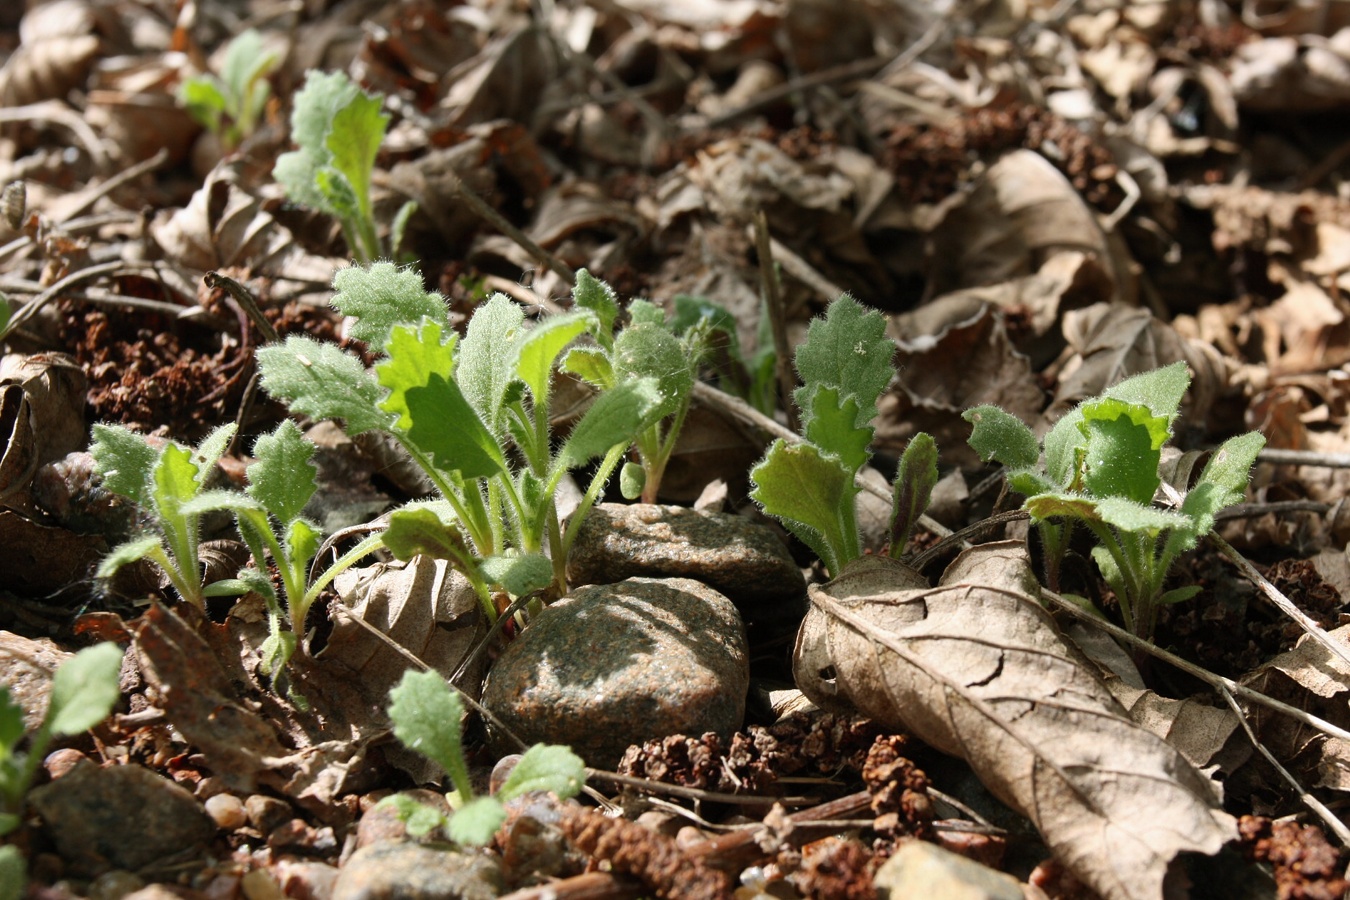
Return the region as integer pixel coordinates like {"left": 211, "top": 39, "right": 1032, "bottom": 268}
{"left": 0, "top": 691, "right": 23, "bottom": 754}
{"left": 179, "top": 78, "right": 226, "bottom": 129}
{"left": 0, "top": 843, "right": 25, "bottom": 900}
{"left": 247, "top": 420, "right": 316, "bottom": 524}
{"left": 750, "top": 439, "right": 855, "bottom": 577}
{"left": 512, "top": 313, "right": 592, "bottom": 408}
{"left": 560, "top": 346, "right": 612, "bottom": 389}
{"left": 1023, "top": 492, "right": 1102, "bottom": 524}
{"left": 96, "top": 535, "right": 162, "bottom": 578}
{"left": 792, "top": 295, "right": 893, "bottom": 429}
{"left": 478, "top": 554, "right": 552, "bottom": 596}
{"left": 313, "top": 167, "right": 361, "bottom": 222}
{"left": 90, "top": 425, "right": 158, "bottom": 506}
{"left": 571, "top": 269, "right": 619, "bottom": 340}
{"left": 557, "top": 377, "right": 662, "bottom": 468}
{"left": 889, "top": 432, "right": 938, "bottom": 557}
{"left": 272, "top": 70, "right": 358, "bottom": 210}
{"left": 457, "top": 293, "right": 525, "bottom": 432}
{"left": 154, "top": 444, "right": 204, "bottom": 519}
{"left": 378, "top": 794, "right": 449, "bottom": 838}
{"left": 381, "top": 506, "right": 471, "bottom": 563}
{"left": 220, "top": 29, "right": 274, "bottom": 107}
{"left": 1195, "top": 430, "right": 1266, "bottom": 501}
{"left": 326, "top": 88, "right": 387, "bottom": 222}
{"left": 1079, "top": 399, "right": 1166, "bottom": 505}
{"left": 1160, "top": 584, "right": 1203, "bottom": 606}
{"left": 1043, "top": 407, "right": 1086, "bottom": 489}
{"left": 1102, "top": 361, "right": 1190, "bottom": 420}
{"left": 625, "top": 299, "right": 665, "bottom": 329}
{"left": 497, "top": 744, "right": 586, "bottom": 801}
{"left": 47, "top": 643, "right": 122, "bottom": 736}
{"left": 377, "top": 321, "right": 457, "bottom": 428}
{"left": 257, "top": 337, "right": 390, "bottom": 434}
{"left": 963, "top": 405, "right": 1040, "bottom": 470}
{"left": 1093, "top": 496, "right": 1192, "bottom": 534}
{"left": 387, "top": 670, "right": 466, "bottom": 780}
{"left": 619, "top": 461, "right": 645, "bottom": 500}
{"left": 801, "top": 385, "right": 870, "bottom": 477}
{"left": 331, "top": 263, "right": 447, "bottom": 354}
{"left": 613, "top": 323, "right": 690, "bottom": 421}
{"left": 670, "top": 295, "right": 739, "bottom": 351}
{"left": 447, "top": 795, "right": 507, "bottom": 847}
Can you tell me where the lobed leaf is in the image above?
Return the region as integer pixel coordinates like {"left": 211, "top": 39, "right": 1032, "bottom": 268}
{"left": 801, "top": 385, "right": 870, "bottom": 477}
{"left": 90, "top": 424, "right": 159, "bottom": 506}
{"left": 792, "top": 295, "right": 893, "bottom": 430}
{"left": 272, "top": 70, "right": 358, "bottom": 209}
{"left": 387, "top": 669, "right": 466, "bottom": 780}
{"left": 257, "top": 337, "right": 390, "bottom": 434}
{"left": 325, "top": 88, "right": 387, "bottom": 220}
{"left": 331, "top": 263, "right": 448, "bottom": 355}
{"left": 571, "top": 269, "right": 619, "bottom": 340}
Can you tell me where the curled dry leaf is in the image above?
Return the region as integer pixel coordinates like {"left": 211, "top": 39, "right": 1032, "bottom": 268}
{"left": 793, "top": 542, "right": 1234, "bottom": 900}
{"left": 0, "top": 35, "right": 100, "bottom": 107}
{"left": 151, "top": 162, "right": 296, "bottom": 273}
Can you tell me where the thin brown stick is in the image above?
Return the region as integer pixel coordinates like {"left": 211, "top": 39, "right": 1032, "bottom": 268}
{"left": 753, "top": 210, "right": 799, "bottom": 433}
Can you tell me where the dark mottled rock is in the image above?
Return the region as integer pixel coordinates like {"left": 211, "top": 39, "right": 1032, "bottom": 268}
{"left": 332, "top": 843, "right": 504, "bottom": 900}
{"left": 566, "top": 503, "right": 806, "bottom": 620}
{"left": 481, "top": 577, "right": 749, "bottom": 769}
{"left": 29, "top": 760, "right": 215, "bottom": 874}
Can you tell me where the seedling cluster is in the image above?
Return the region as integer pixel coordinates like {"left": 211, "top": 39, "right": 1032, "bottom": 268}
{"left": 178, "top": 29, "right": 278, "bottom": 151}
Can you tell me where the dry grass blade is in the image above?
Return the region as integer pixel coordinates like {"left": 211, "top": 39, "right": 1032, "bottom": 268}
{"left": 796, "top": 542, "right": 1234, "bottom": 900}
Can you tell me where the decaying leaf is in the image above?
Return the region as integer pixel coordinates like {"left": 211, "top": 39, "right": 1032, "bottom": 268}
{"left": 151, "top": 162, "right": 297, "bottom": 273}
{"left": 793, "top": 542, "right": 1235, "bottom": 900}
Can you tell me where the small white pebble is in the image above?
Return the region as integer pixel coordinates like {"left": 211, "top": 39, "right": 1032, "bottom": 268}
{"left": 205, "top": 793, "right": 247, "bottom": 830}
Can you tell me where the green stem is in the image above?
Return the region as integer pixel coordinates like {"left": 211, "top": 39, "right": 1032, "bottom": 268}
{"left": 559, "top": 443, "right": 628, "bottom": 564}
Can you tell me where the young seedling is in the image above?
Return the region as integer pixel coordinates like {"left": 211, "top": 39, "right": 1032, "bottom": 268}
{"left": 964, "top": 362, "right": 1266, "bottom": 642}
{"left": 668, "top": 294, "right": 779, "bottom": 417}
{"left": 560, "top": 272, "right": 716, "bottom": 503}
{"left": 178, "top": 29, "right": 278, "bottom": 151}
{"left": 92, "top": 424, "right": 239, "bottom": 608}
{"left": 382, "top": 669, "right": 584, "bottom": 846}
{"left": 750, "top": 295, "right": 938, "bottom": 577}
{"left": 0, "top": 643, "right": 123, "bottom": 900}
{"left": 272, "top": 70, "right": 415, "bottom": 264}
{"left": 256, "top": 263, "right": 670, "bottom": 616}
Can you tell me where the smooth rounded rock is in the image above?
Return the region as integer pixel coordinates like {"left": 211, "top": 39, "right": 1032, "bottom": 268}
{"left": 482, "top": 577, "right": 749, "bottom": 769}
{"left": 332, "top": 842, "right": 504, "bottom": 900}
{"left": 566, "top": 503, "right": 806, "bottom": 620}
{"left": 28, "top": 760, "right": 215, "bottom": 874}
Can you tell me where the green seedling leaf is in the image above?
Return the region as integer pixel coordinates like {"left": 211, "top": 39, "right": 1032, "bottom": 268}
{"left": 447, "top": 795, "right": 507, "bottom": 847}
{"left": 178, "top": 489, "right": 260, "bottom": 518}
{"left": 1160, "top": 584, "right": 1203, "bottom": 606}
{"left": 560, "top": 346, "right": 612, "bottom": 389}
{"left": 801, "top": 385, "right": 870, "bottom": 476}
{"left": 96, "top": 535, "right": 162, "bottom": 579}
{"left": 625, "top": 298, "right": 665, "bottom": 329}
{"left": 619, "top": 461, "right": 645, "bottom": 500}
{"left": 613, "top": 323, "right": 689, "bottom": 421}
{"left": 1079, "top": 399, "right": 1167, "bottom": 505}
{"left": 889, "top": 432, "right": 938, "bottom": 558}
{"left": 1042, "top": 407, "right": 1086, "bottom": 490}
{"left": 1195, "top": 430, "right": 1266, "bottom": 499}
{"left": 377, "top": 794, "right": 449, "bottom": 838}
{"left": 272, "top": 69, "right": 359, "bottom": 211}
{"left": 247, "top": 420, "right": 317, "bottom": 524}
{"left": 792, "top": 295, "right": 893, "bottom": 428}
{"left": 457, "top": 293, "right": 525, "bottom": 432}
{"left": 179, "top": 78, "right": 227, "bottom": 130}
{"left": 479, "top": 554, "right": 552, "bottom": 597}
{"left": 750, "top": 440, "right": 855, "bottom": 577}
{"left": 391, "top": 200, "right": 417, "bottom": 260}
{"left": 1023, "top": 493, "right": 1103, "bottom": 524}
{"left": 401, "top": 375, "right": 507, "bottom": 480}
{"left": 512, "top": 312, "right": 592, "bottom": 408}
{"left": 557, "top": 377, "right": 662, "bottom": 469}
{"left": 331, "top": 263, "right": 447, "bottom": 354}
{"left": 194, "top": 424, "right": 238, "bottom": 476}
{"left": 571, "top": 269, "right": 619, "bottom": 341}
{"left": 258, "top": 630, "right": 298, "bottom": 679}
{"left": 387, "top": 670, "right": 472, "bottom": 798}
{"left": 47, "top": 643, "right": 122, "bottom": 736}
{"left": 497, "top": 744, "right": 586, "bottom": 802}
{"left": 382, "top": 506, "right": 471, "bottom": 563}
{"left": 314, "top": 167, "right": 361, "bottom": 224}
{"left": 257, "top": 337, "right": 390, "bottom": 434}
{"left": 1093, "top": 496, "right": 1192, "bottom": 534}
{"left": 326, "top": 89, "right": 387, "bottom": 223}
{"left": 0, "top": 843, "right": 25, "bottom": 900}
{"left": 0, "top": 295, "right": 10, "bottom": 337}
{"left": 670, "top": 295, "right": 739, "bottom": 350}
{"left": 963, "top": 405, "right": 1039, "bottom": 470}
{"left": 91, "top": 424, "right": 159, "bottom": 506}
{"left": 0, "top": 691, "right": 23, "bottom": 755}
{"left": 1102, "top": 361, "right": 1190, "bottom": 420}
{"left": 153, "top": 444, "right": 204, "bottom": 520}
{"left": 220, "top": 29, "right": 274, "bottom": 107}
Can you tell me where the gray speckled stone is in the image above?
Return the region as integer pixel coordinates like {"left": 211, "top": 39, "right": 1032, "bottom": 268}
{"left": 566, "top": 503, "right": 806, "bottom": 620}
{"left": 481, "top": 577, "right": 749, "bottom": 769}
{"left": 29, "top": 760, "right": 215, "bottom": 874}
{"left": 332, "top": 843, "right": 503, "bottom": 900}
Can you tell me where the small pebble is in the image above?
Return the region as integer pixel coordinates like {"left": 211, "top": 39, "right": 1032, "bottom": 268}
{"left": 245, "top": 795, "right": 293, "bottom": 834}
{"left": 205, "top": 794, "right": 247, "bottom": 830}
{"left": 241, "top": 868, "right": 285, "bottom": 900}
{"left": 88, "top": 870, "right": 144, "bottom": 900}
{"left": 43, "top": 748, "right": 87, "bottom": 779}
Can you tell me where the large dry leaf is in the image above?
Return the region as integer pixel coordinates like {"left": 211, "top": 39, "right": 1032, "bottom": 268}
{"left": 793, "top": 542, "right": 1234, "bottom": 900}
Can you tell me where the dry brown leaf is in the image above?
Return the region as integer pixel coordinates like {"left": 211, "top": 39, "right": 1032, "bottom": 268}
{"left": 151, "top": 162, "right": 296, "bottom": 273}
{"left": 0, "top": 34, "right": 100, "bottom": 107}
{"left": 1241, "top": 624, "right": 1350, "bottom": 792}
{"left": 793, "top": 542, "right": 1235, "bottom": 900}
{"left": 1046, "top": 303, "right": 1228, "bottom": 429}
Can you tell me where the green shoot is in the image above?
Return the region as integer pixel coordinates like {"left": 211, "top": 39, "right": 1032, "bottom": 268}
{"left": 272, "top": 70, "right": 414, "bottom": 264}
{"left": 92, "top": 424, "right": 238, "bottom": 608}
{"left": 964, "top": 362, "right": 1266, "bottom": 642}
{"left": 383, "top": 669, "right": 584, "bottom": 846}
{"left": 750, "top": 295, "right": 937, "bottom": 577}
{"left": 178, "top": 29, "right": 278, "bottom": 151}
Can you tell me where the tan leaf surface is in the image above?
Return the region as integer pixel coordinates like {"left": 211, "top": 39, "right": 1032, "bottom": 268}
{"left": 793, "top": 542, "right": 1235, "bottom": 900}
